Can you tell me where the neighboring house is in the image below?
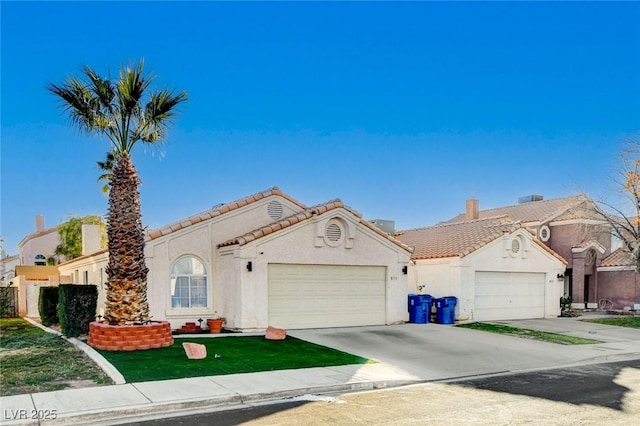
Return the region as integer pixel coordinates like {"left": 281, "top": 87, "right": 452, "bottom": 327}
{"left": 395, "top": 216, "right": 567, "bottom": 321}
{"left": 11, "top": 223, "right": 103, "bottom": 318}
{"left": 18, "top": 214, "right": 62, "bottom": 266}
{"left": 597, "top": 249, "right": 640, "bottom": 311}
{"left": 62, "top": 187, "right": 413, "bottom": 331}
{"left": 437, "top": 195, "right": 638, "bottom": 311}
{"left": 1, "top": 254, "right": 20, "bottom": 283}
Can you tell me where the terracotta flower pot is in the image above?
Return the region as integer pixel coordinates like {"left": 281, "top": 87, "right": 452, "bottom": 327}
{"left": 207, "top": 318, "right": 224, "bottom": 334}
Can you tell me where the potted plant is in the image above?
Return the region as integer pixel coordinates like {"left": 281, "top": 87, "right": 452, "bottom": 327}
{"left": 207, "top": 312, "right": 225, "bottom": 334}
{"left": 559, "top": 295, "right": 576, "bottom": 317}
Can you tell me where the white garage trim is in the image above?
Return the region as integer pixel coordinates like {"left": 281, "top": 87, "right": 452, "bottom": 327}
{"left": 474, "top": 271, "right": 546, "bottom": 321}
{"left": 268, "top": 264, "right": 386, "bottom": 329}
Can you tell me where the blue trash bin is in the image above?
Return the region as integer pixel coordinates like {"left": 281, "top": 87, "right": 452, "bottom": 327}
{"left": 418, "top": 295, "right": 433, "bottom": 324}
{"left": 408, "top": 293, "right": 416, "bottom": 312}
{"left": 408, "top": 294, "right": 433, "bottom": 324}
{"left": 435, "top": 296, "right": 457, "bottom": 324}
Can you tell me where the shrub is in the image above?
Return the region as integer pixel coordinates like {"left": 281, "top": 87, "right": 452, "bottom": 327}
{"left": 38, "top": 286, "right": 59, "bottom": 326}
{"left": 57, "top": 284, "right": 98, "bottom": 337}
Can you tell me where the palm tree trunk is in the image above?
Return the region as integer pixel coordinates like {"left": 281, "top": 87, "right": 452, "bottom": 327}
{"left": 104, "top": 153, "right": 149, "bottom": 325}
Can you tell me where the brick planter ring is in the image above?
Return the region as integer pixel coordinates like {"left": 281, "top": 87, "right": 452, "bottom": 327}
{"left": 88, "top": 321, "right": 174, "bottom": 351}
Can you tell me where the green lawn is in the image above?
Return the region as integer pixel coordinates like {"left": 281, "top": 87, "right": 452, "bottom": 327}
{"left": 0, "top": 318, "right": 112, "bottom": 396}
{"left": 582, "top": 317, "right": 640, "bottom": 328}
{"left": 458, "top": 322, "right": 602, "bottom": 345}
{"left": 97, "top": 336, "right": 372, "bottom": 383}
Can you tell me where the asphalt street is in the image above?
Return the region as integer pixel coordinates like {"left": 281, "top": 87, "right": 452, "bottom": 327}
{"left": 119, "top": 358, "right": 640, "bottom": 425}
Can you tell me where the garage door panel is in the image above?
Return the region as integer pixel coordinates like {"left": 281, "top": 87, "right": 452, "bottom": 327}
{"left": 268, "top": 264, "right": 386, "bottom": 329}
{"left": 474, "top": 272, "right": 545, "bottom": 321}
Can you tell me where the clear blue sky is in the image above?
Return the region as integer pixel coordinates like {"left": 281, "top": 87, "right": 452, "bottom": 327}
{"left": 1, "top": 1, "right": 639, "bottom": 254}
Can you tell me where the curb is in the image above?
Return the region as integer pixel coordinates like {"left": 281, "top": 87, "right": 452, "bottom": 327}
{"left": 1, "top": 380, "right": 423, "bottom": 426}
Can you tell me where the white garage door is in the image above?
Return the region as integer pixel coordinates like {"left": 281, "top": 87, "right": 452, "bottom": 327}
{"left": 268, "top": 264, "right": 386, "bottom": 329}
{"left": 474, "top": 272, "right": 546, "bottom": 321}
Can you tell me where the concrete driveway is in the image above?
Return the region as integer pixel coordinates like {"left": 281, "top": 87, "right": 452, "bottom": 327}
{"left": 289, "top": 316, "right": 640, "bottom": 381}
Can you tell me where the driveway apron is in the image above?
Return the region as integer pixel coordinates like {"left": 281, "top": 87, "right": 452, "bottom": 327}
{"left": 289, "top": 318, "right": 640, "bottom": 382}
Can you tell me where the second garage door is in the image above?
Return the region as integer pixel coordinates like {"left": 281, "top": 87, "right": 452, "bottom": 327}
{"left": 474, "top": 271, "right": 546, "bottom": 321}
{"left": 268, "top": 264, "right": 386, "bottom": 329}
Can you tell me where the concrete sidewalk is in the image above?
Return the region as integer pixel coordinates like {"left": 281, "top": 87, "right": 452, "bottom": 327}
{"left": 0, "top": 362, "right": 420, "bottom": 426}
{"left": 2, "top": 315, "right": 640, "bottom": 426}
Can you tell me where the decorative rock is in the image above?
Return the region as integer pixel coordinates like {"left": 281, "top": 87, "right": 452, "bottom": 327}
{"left": 182, "top": 342, "right": 207, "bottom": 359}
{"left": 265, "top": 326, "right": 287, "bottom": 340}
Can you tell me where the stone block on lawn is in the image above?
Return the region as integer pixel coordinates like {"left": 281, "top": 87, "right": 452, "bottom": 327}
{"left": 182, "top": 342, "right": 207, "bottom": 359}
{"left": 265, "top": 326, "right": 287, "bottom": 340}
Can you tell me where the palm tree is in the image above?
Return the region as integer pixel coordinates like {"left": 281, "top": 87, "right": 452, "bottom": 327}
{"left": 49, "top": 60, "right": 187, "bottom": 325}
{"left": 97, "top": 152, "right": 116, "bottom": 194}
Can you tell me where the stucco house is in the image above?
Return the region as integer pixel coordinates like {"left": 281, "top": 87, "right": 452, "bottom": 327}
{"left": 8, "top": 222, "right": 103, "bottom": 318}
{"left": 61, "top": 187, "right": 413, "bottom": 331}
{"left": 438, "top": 194, "right": 639, "bottom": 312}
{"left": 395, "top": 216, "right": 567, "bottom": 321}
{"left": 18, "top": 214, "right": 61, "bottom": 266}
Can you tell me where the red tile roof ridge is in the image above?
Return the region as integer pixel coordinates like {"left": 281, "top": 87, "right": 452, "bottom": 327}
{"left": 147, "top": 187, "right": 307, "bottom": 240}
{"left": 57, "top": 249, "right": 109, "bottom": 266}
{"left": 218, "top": 209, "right": 315, "bottom": 247}
{"left": 218, "top": 198, "right": 411, "bottom": 252}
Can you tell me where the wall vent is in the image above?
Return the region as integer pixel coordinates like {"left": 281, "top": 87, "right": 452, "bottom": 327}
{"left": 325, "top": 223, "right": 342, "bottom": 242}
{"left": 267, "top": 201, "right": 283, "bottom": 220}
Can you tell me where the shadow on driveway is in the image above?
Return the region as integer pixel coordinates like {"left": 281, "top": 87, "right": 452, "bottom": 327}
{"left": 453, "top": 359, "right": 640, "bottom": 411}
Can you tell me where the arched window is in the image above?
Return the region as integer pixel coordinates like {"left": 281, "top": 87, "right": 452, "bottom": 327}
{"left": 170, "top": 257, "right": 207, "bottom": 309}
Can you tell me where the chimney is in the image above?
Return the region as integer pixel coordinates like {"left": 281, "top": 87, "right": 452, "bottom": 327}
{"left": 35, "top": 214, "right": 45, "bottom": 231}
{"left": 81, "top": 224, "right": 102, "bottom": 256}
{"left": 466, "top": 197, "right": 479, "bottom": 221}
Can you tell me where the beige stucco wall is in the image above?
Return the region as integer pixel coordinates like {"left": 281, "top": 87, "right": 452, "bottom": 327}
{"left": 145, "top": 195, "right": 411, "bottom": 331}
{"left": 19, "top": 230, "right": 60, "bottom": 265}
{"left": 219, "top": 210, "right": 411, "bottom": 330}
{"left": 410, "top": 230, "right": 566, "bottom": 321}
{"left": 146, "top": 195, "right": 316, "bottom": 328}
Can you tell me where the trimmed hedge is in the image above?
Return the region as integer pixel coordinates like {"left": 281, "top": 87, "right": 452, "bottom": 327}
{"left": 57, "top": 284, "right": 98, "bottom": 337}
{"left": 38, "top": 286, "right": 59, "bottom": 326}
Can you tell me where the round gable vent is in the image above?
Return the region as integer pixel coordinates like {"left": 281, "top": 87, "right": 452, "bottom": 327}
{"left": 267, "top": 201, "right": 283, "bottom": 220}
{"left": 539, "top": 225, "right": 551, "bottom": 242}
{"left": 324, "top": 220, "right": 344, "bottom": 247}
{"left": 511, "top": 238, "right": 521, "bottom": 255}
{"left": 326, "top": 223, "right": 342, "bottom": 241}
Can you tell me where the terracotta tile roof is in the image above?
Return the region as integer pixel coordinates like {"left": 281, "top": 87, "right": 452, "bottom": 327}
{"left": 146, "top": 187, "right": 306, "bottom": 241}
{"left": 600, "top": 248, "right": 635, "bottom": 267}
{"left": 396, "top": 216, "right": 521, "bottom": 259}
{"left": 396, "top": 216, "right": 567, "bottom": 264}
{"left": 219, "top": 199, "right": 412, "bottom": 253}
{"left": 442, "top": 194, "right": 590, "bottom": 225}
{"left": 57, "top": 249, "right": 108, "bottom": 266}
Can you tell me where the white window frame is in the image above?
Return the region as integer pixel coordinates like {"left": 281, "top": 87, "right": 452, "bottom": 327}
{"left": 170, "top": 256, "right": 209, "bottom": 309}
